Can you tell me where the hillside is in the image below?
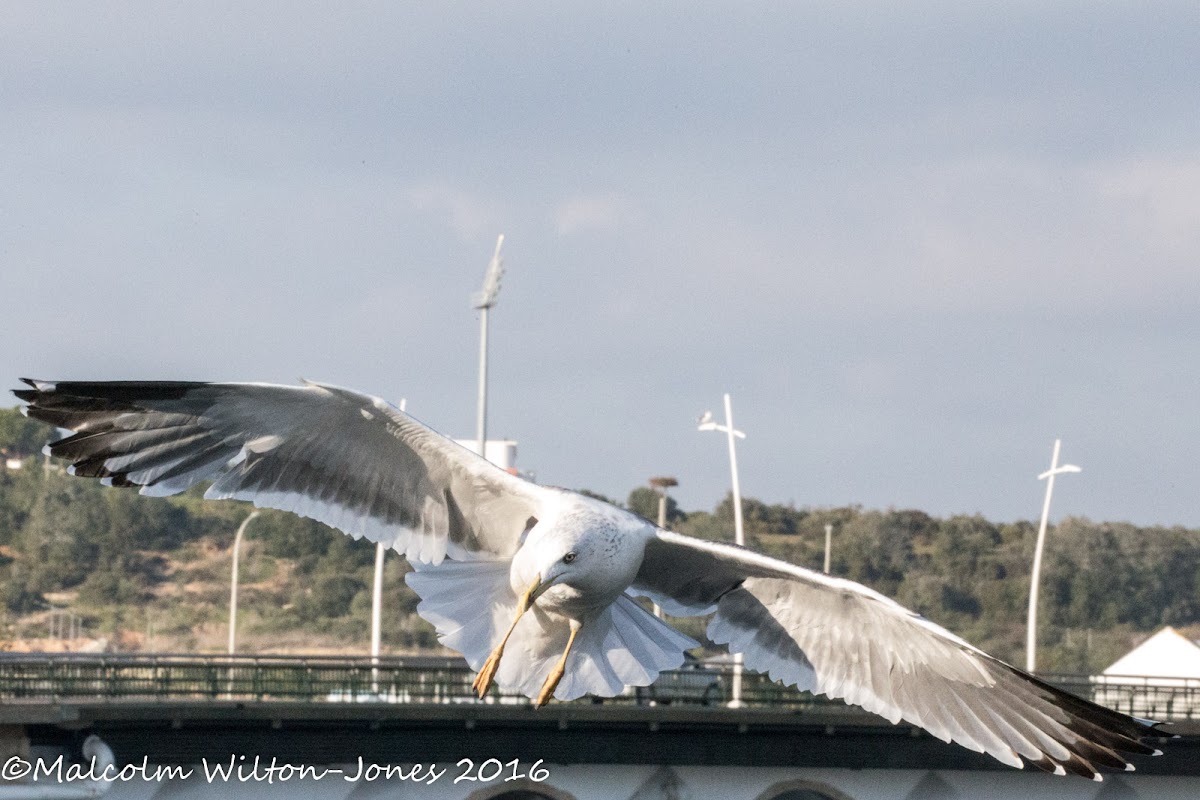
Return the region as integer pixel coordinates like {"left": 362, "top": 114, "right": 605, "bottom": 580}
{"left": 2, "top": 407, "right": 1198, "bottom": 673}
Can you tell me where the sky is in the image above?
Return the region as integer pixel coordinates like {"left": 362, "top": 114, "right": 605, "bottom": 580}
{"left": 2, "top": 3, "right": 1198, "bottom": 527}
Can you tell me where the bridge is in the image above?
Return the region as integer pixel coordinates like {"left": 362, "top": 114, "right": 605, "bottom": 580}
{"left": 1, "top": 654, "right": 1198, "bottom": 799}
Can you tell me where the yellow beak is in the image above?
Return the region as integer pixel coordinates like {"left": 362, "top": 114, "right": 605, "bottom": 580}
{"left": 517, "top": 574, "right": 542, "bottom": 613}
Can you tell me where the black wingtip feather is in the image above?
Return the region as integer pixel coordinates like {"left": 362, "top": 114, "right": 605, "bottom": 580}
{"left": 16, "top": 380, "right": 221, "bottom": 437}
{"left": 21, "top": 380, "right": 203, "bottom": 402}
{"left": 15, "top": 380, "right": 221, "bottom": 492}
{"left": 12, "top": 380, "right": 39, "bottom": 403}
{"left": 1000, "top": 659, "right": 1163, "bottom": 736}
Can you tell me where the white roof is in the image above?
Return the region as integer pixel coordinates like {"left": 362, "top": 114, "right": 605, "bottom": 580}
{"left": 1102, "top": 627, "right": 1200, "bottom": 679}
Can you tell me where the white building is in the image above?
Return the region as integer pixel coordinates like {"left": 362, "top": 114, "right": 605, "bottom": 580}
{"left": 1093, "top": 627, "right": 1200, "bottom": 719}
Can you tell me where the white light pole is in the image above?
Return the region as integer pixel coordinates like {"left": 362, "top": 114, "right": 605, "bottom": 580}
{"left": 371, "top": 539, "right": 386, "bottom": 661}
{"left": 698, "top": 394, "right": 746, "bottom": 546}
{"left": 823, "top": 523, "right": 833, "bottom": 575}
{"left": 699, "top": 393, "right": 748, "bottom": 706}
{"left": 473, "top": 235, "right": 505, "bottom": 458}
{"left": 649, "top": 476, "right": 679, "bottom": 530}
{"left": 370, "top": 398, "right": 407, "bottom": 690}
{"left": 228, "top": 510, "right": 261, "bottom": 655}
{"left": 1025, "top": 439, "right": 1081, "bottom": 673}
{"left": 648, "top": 477, "right": 678, "bottom": 620}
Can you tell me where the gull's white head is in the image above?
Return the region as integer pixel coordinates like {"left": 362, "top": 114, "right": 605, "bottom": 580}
{"left": 512, "top": 515, "right": 590, "bottom": 596}
{"left": 510, "top": 500, "right": 647, "bottom": 608}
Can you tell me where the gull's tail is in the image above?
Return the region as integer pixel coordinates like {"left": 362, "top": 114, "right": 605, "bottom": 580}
{"left": 406, "top": 558, "right": 698, "bottom": 700}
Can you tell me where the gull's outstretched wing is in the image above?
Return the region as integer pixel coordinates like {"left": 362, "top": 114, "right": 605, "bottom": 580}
{"left": 14, "top": 380, "right": 544, "bottom": 563}
{"left": 630, "top": 529, "right": 1163, "bottom": 780}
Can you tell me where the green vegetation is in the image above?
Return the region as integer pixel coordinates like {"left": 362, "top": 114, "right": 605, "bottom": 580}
{"left": 2, "top": 407, "right": 1198, "bottom": 672}
{"left": 0, "top": 407, "right": 435, "bottom": 653}
{"left": 640, "top": 497, "right": 1200, "bottom": 672}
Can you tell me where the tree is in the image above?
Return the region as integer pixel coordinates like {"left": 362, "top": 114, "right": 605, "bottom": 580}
{"left": 0, "top": 407, "right": 53, "bottom": 457}
{"left": 16, "top": 474, "right": 107, "bottom": 591}
{"left": 0, "top": 462, "right": 46, "bottom": 546}
{"left": 835, "top": 509, "right": 921, "bottom": 597}
{"left": 626, "top": 486, "right": 684, "bottom": 525}
{"left": 2, "top": 562, "right": 45, "bottom": 613}
{"left": 298, "top": 574, "right": 366, "bottom": 619}
{"left": 714, "top": 493, "right": 802, "bottom": 538}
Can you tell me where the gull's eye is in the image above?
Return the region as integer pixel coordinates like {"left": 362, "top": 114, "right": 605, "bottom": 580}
{"left": 562, "top": 552, "right": 577, "bottom": 564}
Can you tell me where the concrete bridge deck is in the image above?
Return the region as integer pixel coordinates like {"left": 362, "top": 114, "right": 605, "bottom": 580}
{"left": 1, "top": 654, "right": 1197, "bottom": 799}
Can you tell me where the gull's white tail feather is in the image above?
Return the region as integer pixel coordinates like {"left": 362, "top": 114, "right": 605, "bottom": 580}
{"left": 407, "top": 560, "right": 698, "bottom": 700}
{"left": 406, "top": 558, "right": 514, "bottom": 669}
{"left": 555, "top": 595, "right": 700, "bottom": 700}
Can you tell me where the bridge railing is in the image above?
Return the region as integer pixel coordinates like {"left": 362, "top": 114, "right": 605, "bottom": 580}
{"left": 1071, "top": 673, "right": 1200, "bottom": 721}
{"left": 1, "top": 654, "right": 1197, "bottom": 720}
{"left": 0, "top": 654, "right": 741, "bottom": 708}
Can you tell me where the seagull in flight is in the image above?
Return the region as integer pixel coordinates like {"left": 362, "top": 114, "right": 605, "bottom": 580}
{"left": 14, "top": 378, "right": 1164, "bottom": 780}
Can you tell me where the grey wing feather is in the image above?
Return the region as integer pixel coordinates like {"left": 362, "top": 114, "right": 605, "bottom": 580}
{"left": 15, "top": 379, "right": 544, "bottom": 563}
{"left": 631, "top": 529, "right": 1162, "bottom": 779}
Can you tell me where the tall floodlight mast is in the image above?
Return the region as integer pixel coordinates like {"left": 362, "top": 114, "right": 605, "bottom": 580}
{"left": 473, "top": 235, "right": 505, "bottom": 459}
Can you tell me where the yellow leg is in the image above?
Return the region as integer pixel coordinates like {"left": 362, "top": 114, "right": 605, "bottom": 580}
{"left": 535, "top": 620, "right": 582, "bottom": 708}
{"left": 472, "top": 576, "right": 541, "bottom": 698}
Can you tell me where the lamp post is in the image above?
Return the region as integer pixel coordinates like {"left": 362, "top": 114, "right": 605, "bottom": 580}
{"left": 648, "top": 476, "right": 679, "bottom": 529}
{"left": 698, "top": 394, "right": 746, "bottom": 546}
{"left": 370, "top": 399, "right": 407, "bottom": 690}
{"left": 473, "top": 235, "right": 505, "bottom": 459}
{"left": 647, "top": 477, "right": 678, "bottom": 620}
{"left": 1025, "top": 439, "right": 1081, "bottom": 673}
{"left": 228, "top": 510, "right": 261, "bottom": 655}
{"left": 699, "top": 393, "right": 747, "bottom": 706}
{"left": 371, "top": 539, "right": 385, "bottom": 674}
{"left": 824, "top": 523, "right": 833, "bottom": 575}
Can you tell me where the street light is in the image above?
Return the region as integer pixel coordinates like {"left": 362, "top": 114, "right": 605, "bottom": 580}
{"left": 698, "top": 393, "right": 748, "bottom": 706}
{"left": 228, "top": 510, "right": 261, "bottom": 655}
{"left": 473, "top": 235, "right": 505, "bottom": 459}
{"left": 1025, "top": 439, "right": 1081, "bottom": 673}
{"left": 648, "top": 476, "right": 679, "bottom": 529}
{"left": 370, "top": 398, "right": 407, "bottom": 685}
{"left": 647, "top": 476, "right": 678, "bottom": 620}
{"left": 824, "top": 523, "right": 834, "bottom": 575}
{"left": 697, "top": 394, "right": 747, "bottom": 547}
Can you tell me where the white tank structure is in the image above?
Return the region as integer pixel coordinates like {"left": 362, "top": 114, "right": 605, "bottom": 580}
{"left": 453, "top": 438, "right": 521, "bottom": 475}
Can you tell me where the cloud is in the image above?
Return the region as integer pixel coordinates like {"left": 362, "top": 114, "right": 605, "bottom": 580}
{"left": 826, "top": 153, "right": 1200, "bottom": 314}
{"left": 1092, "top": 156, "right": 1200, "bottom": 250}
{"left": 407, "top": 183, "right": 500, "bottom": 241}
{"left": 554, "top": 193, "right": 635, "bottom": 236}
{"left": 3, "top": 3, "right": 1200, "bottom": 524}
